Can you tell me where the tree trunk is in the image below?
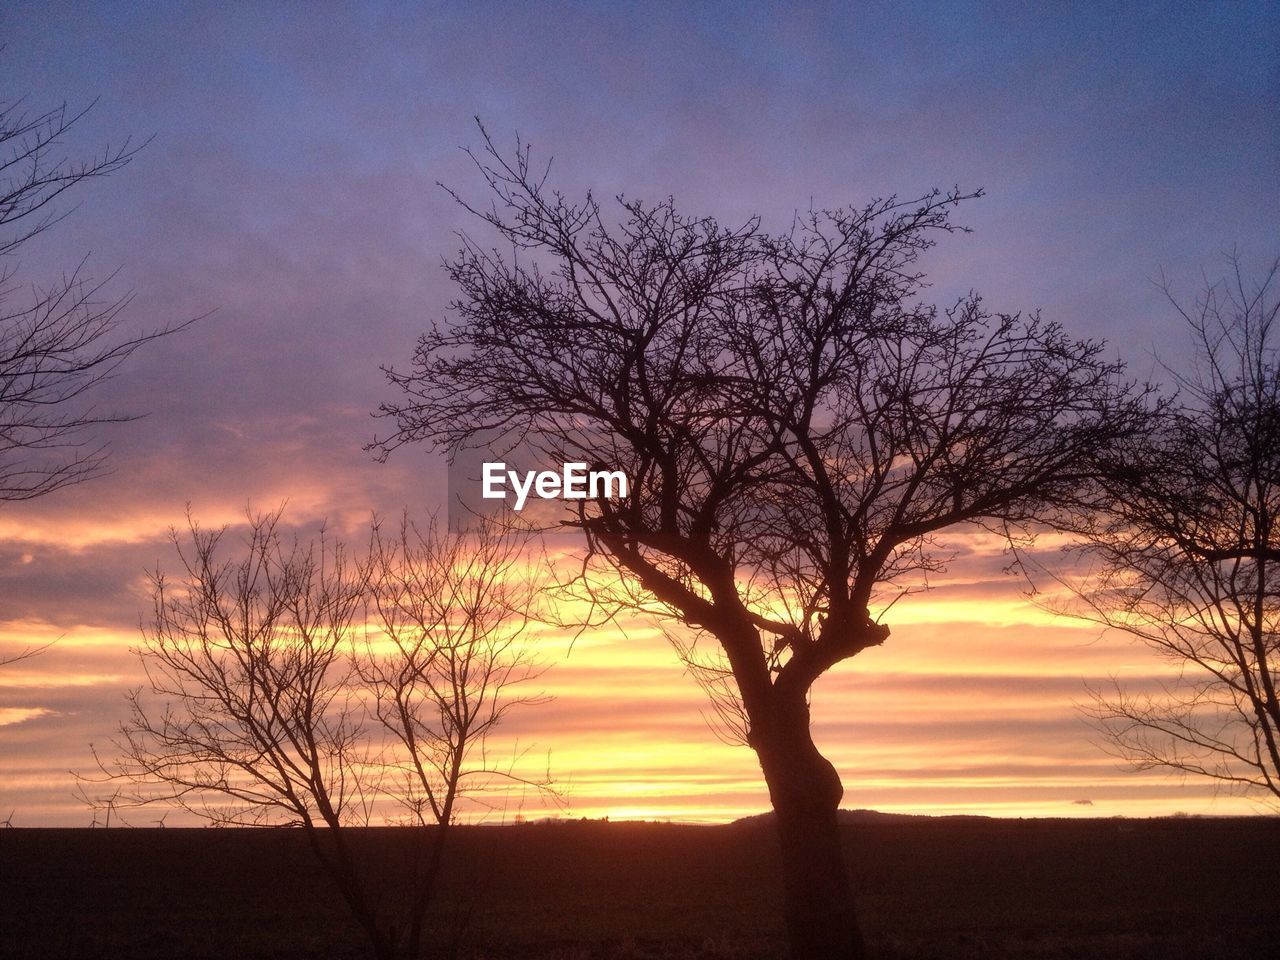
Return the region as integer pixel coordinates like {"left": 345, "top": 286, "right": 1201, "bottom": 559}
{"left": 303, "top": 823, "right": 397, "bottom": 960}
{"left": 405, "top": 820, "right": 451, "bottom": 960}
{"left": 752, "top": 695, "right": 866, "bottom": 960}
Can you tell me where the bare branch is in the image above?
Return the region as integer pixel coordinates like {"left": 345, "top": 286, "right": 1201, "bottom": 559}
{"left": 0, "top": 93, "right": 189, "bottom": 501}
{"left": 1064, "top": 252, "right": 1280, "bottom": 806}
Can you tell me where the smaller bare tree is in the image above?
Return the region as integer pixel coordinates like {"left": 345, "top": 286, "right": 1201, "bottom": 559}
{"left": 90, "top": 509, "right": 550, "bottom": 960}
{"left": 1072, "top": 253, "right": 1279, "bottom": 804}
{"left": 361, "top": 514, "right": 548, "bottom": 960}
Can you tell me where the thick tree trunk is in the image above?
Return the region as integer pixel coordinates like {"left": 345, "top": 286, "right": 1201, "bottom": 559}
{"left": 752, "top": 695, "right": 866, "bottom": 960}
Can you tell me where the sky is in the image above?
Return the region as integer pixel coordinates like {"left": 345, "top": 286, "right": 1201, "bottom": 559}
{"left": 1, "top": 0, "right": 1277, "bottom": 826}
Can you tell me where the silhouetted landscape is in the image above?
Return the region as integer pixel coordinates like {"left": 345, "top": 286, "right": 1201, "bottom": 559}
{"left": 3, "top": 5, "right": 1278, "bottom": 960}
{"left": 4, "top": 815, "right": 1277, "bottom": 959}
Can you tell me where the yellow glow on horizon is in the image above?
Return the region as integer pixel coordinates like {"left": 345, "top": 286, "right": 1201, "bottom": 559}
{"left": 1, "top": 514, "right": 1269, "bottom": 826}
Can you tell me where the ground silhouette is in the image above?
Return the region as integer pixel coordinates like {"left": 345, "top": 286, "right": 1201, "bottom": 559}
{"left": 2, "top": 815, "right": 1276, "bottom": 959}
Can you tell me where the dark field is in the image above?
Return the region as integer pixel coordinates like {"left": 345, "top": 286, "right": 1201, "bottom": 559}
{"left": 2, "top": 816, "right": 1277, "bottom": 960}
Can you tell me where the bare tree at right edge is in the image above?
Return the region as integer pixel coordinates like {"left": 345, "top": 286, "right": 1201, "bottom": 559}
{"left": 1077, "top": 254, "right": 1280, "bottom": 804}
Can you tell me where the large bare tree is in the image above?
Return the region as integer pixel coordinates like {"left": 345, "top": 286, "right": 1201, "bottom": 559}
{"left": 374, "top": 130, "right": 1156, "bottom": 959}
{"left": 1, "top": 93, "right": 179, "bottom": 501}
{"left": 93, "top": 510, "right": 548, "bottom": 960}
{"left": 1075, "top": 254, "right": 1280, "bottom": 804}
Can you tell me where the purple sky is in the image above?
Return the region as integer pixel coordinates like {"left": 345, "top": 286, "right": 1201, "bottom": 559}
{"left": 1, "top": 1, "right": 1277, "bottom": 824}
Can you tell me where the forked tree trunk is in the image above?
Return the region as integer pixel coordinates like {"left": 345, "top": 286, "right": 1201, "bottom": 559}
{"left": 751, "top": 693, "right": 866, "bottom": 960}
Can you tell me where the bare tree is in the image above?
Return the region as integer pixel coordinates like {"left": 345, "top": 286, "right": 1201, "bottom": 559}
{"left": 373, "top": 129, "right": 1156, "bottom": 960}
{"left": 100, "top": 510, "right": 385, "bottom": 947}
{"left": 90, "top": 509, "right": 548, "bottom": 960}
{"left": 1, "top": 93, "right": 181, "bottom": 500}
{"left": 362, "top": 513, "right": 548, "bottom": 959}
{"left": 1073, "top": 253, "right": 1280, "bottom": 804}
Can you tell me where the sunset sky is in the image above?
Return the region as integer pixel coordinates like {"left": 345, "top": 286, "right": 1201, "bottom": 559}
{"left": 1, "top": 1, "right": 1277, "bottom": 826}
